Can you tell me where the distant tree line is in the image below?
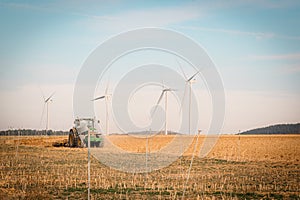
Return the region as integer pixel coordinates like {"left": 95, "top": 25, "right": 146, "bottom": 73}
{"left": 240, "top": 123, "right": 300, "bottom": 135}
{"left": 0, "top": 129, "right": 69, "bottom": 136}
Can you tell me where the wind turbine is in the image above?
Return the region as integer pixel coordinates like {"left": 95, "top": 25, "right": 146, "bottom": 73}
{"left": 40, "top": 91, "right": 55, "bottom": 135}
{"left": 177, "top": 60, "right": 200, "bottom": 135}
{"left": 92, "top": 83, "right": 111, "bottom": 135}
{"left": 152, "top": 84, "right": 176, "bottom": 135}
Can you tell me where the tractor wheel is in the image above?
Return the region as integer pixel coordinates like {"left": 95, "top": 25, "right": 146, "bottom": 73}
{"left": 68, "top": 131, "right": 75, "bottom": 147}
{"left": 99, "top": 141, "right": 104, "bottom": 147}
{"left": 95, "top": 142, "right": 100, "bottom": 148}
{"left": 91, "top": 141, "right": 95, "bottom": 148}
{"left": 77, "top": 138, "right": 82, "bottom": 147}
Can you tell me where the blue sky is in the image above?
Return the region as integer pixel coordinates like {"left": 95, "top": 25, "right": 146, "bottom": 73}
{"left": 0, "top": 0, "right": 299, "bottom": 132}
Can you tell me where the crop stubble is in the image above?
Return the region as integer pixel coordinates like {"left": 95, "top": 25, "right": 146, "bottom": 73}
{"left": 0, "top": 135, "right": 299, "bottom": 199}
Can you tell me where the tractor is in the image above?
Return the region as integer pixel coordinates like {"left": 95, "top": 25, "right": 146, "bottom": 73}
{"left": 68, "top": 118, "right": 103, "bottom": 148}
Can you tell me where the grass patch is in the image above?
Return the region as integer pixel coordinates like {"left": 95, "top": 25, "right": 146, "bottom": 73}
{"left": 210, "top": 191, "right": 264, "bottom": 199}
{"left": 269, "top": 193, "right": 283, "bottom": 199}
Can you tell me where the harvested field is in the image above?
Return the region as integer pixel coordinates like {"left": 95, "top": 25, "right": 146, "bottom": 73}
{"left": 0, "top": 135, "right": 300, "bottom": 199}
{"left": 108, "top": 134, "right": 300, "bottom": 162}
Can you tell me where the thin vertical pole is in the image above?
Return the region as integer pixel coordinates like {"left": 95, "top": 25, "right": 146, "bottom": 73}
{"left": 182, "top": 130, "right": 200, "bottom": 199}
{"left": 46, "top": 102, "right": 49, "bottom": 135}
{"left": 88, "top": 128, "right": 91, "bottom": 200}
{"left": 165, "top": 92, "right": 168, "bottom": 135}
{"left": 146, "top": 130, "right": 149, "bottom": 173}
{"left": 189, "top": 83, "right": 192, "bottom": 135}
{"left": 238, "top": 130, "right": 241, "bottom": 161}
{"left": 106, "top": 97, "right": 109, "bottom": 135}
{"left": 16, "top": 129, "right": 20, "bottom": 157}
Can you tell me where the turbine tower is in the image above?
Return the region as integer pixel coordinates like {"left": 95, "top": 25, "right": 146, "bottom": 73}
{"left": 152, "top": 84, "right": 175, "bottom": 135}
{"left": 40, "top": 92, "right": 55, "bottom": 135}
{"left": 92, "top": 83, "right": 111, "bottom": 135}
{"left": 178, "top": 60, "right": 200, "bottom": 135}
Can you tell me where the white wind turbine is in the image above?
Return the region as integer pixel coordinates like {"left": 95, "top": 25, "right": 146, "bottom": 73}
{"left": 92, "top": 83, "right": 111, "bottom": 135}
{"left": 152, "top": 84, "right": 176, "bottom": 135}
{"left": 40, "top": 91, "right": 55, "bottom": 134}
{"left": 177, "top": 61, "right": 200, "bottom": 135}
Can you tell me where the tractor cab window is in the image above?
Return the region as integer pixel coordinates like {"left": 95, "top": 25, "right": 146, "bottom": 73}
{"left": 74, "top": 119, "right": 80, "bottom": 127}
{"left": 86, "top": 120, "right": 94, "bottom": 130}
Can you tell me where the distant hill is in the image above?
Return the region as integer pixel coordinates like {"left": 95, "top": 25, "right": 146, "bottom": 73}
{"left": 240, "top": 123, "right": 300, "bottom": 135}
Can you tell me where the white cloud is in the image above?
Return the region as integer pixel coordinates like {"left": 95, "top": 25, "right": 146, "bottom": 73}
{"left": 278, "top": 64, "right": 300, "bottom": 74}
{"left": 178, "top": 26, "right": 299, "bottom": 41}
{"left": 77, "top": 5, "right": 202, "bottom": 32}
{"left": 287, "top": 65, "right": 300, "bottom": 72}
{"left": 243, "top": 0, "right": 300, "bottom": 8}
{"left": 178, "top": 26, "right": 274, "bottom": 39}
{"left": 205, "top": 0, "right": 300, "bottom": 9}
{"left": 249, "top": 53, "right": 300, "bottom": 61}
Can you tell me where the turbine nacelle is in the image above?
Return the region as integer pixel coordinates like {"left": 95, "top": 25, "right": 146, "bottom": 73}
{"left": 162, "top": 88, "right": 176, "bottom": 92}
{"left": 91, "top": 94, "right": 111, "bottom": 101}
{"left": 188, "top": 79, "right": 197, "bottom": 84}
{"left": 186, "top": 70, "right": 200, "bottom": 83}
{"left": 44, "top": 92, "right": 55, "bottom": 103}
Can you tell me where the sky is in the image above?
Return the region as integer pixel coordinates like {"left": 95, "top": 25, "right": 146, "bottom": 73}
{"left": 0, "top": 0, "right": 299, "bottom": 133}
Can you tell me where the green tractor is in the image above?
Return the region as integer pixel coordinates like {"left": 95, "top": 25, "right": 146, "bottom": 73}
{"left": 83, "top": 132, "right": 103, "bottom": 148}
{"left": 68, "top": 118, "right": 103, "bottom": 148}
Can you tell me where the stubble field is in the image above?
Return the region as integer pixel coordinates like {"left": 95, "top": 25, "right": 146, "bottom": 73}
{"left": 0, "top": 135, "right": 299, "bottom": 199}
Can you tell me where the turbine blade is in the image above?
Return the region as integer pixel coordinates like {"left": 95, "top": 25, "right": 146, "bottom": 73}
{"left": 179, "top": 83, "right": 188, "bottom": 114}
{"left": 39, "top": 86, "right": 45, "bottom": 101}
{"left": 156, "top": 91, "right": 165, "bottom": 106}
{"left": 45, "top": 91, "right": 55, "bottom": 102}
{"left": 187, "top": 70, "right": 200, "bottom": 82}
{"left": 91, "top": 96, "right": 105, "bottom": 101}
{"left": 39, "top": 103, "right": 46, "bottom": 129}
{"left": 151, "top": 91, "right": 165, "bottom": 117}
{"left": 105, "top": 82, "right": 109, "bottom": 94}
{"left": 176, "top": 59, "right": 188, "bottom": 80}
